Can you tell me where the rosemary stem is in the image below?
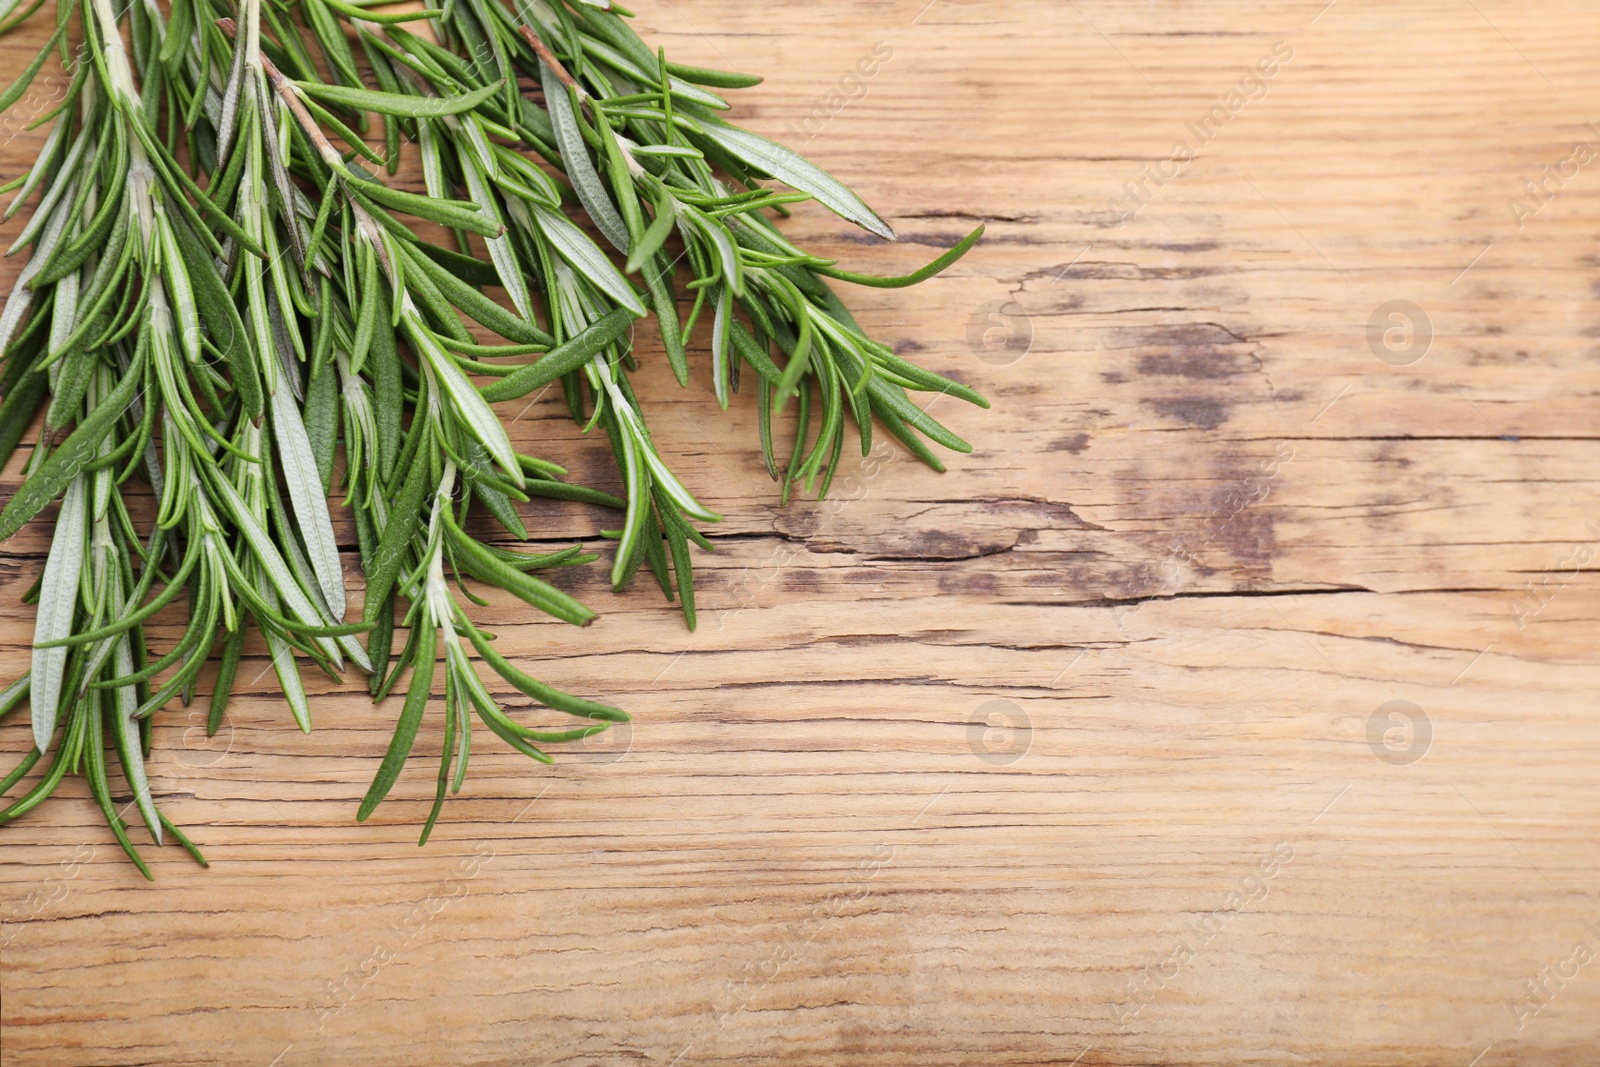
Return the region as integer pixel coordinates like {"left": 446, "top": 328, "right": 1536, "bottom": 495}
{"left": 88, "top": 0, "right": 138, "bottom": 102}
{"left": 220, "top": 17, "right": 400, "bottom": 286}
{"left": 91, "top": 0, "right": 159, "bottom": 250}
{"left": 423, "top": 458, "right": 458, "bottom": 631}
{"left": 517, "top": 25, "right": 585, "bottom": 100}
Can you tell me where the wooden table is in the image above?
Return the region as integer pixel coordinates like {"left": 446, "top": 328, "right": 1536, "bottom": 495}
{"left": 2, "top": 1, "right": 1598, "bottom": 1063}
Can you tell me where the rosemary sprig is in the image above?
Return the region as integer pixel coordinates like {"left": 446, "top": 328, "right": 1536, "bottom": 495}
{"left": 348, "top": 15, "right": 720, "bottom": 623}
{"left": 433, "top": 0, "right": 989, "bottom": 517}
{"left": 544, "top": 7, "right": 980, "bottom": 455}
{"left": 214, "top": 21, "right": 632, "bottom": 838}
{"left": 0, "top": 0, "right": 989, "bottom": 864}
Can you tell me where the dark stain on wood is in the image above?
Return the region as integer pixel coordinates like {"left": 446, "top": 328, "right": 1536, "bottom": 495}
{"left": 1145, "top": 396, "right": 1230, "bottom": 429}
{"left": 1048, "top": 433, "right": 1091, "bottom": 453}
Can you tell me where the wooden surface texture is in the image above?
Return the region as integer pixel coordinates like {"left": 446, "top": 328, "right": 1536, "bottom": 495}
{"left": 2, "top": 1, "right": 1600, "bottom": 1064}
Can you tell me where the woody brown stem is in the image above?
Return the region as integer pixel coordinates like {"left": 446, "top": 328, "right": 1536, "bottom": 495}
{"left": 215, "top": 18, "right": 343, "bottom": 170}
{"left": 214, "top": 17, "right": 392, "bottom": 273}
{"left": 518, "top": 25, "right": 586, "bottom": 100}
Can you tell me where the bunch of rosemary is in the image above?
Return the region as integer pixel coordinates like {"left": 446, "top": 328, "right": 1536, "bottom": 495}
{"left": 0, "top": 0, "right": 985, "bottom": 871}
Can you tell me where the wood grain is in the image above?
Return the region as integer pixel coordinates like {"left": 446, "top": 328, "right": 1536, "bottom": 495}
{"left": 3, "top": 1, "right": 1600, "bottom": 1064}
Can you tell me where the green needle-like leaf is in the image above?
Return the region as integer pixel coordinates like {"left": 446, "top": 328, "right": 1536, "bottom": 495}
{"left": 357, "top": 615, "right": 435, "bottom": 821}
{"left": 692, "top": 118, "right": 896, "bottom": 240}
{"left": 30, "top": 475, "right": 86, "bottom": 752}
{"left": 0, "top": 342, "right": 144, "bottom": 543}
{"left": 294, "top": 76, "right": 503, "bottom": 118}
